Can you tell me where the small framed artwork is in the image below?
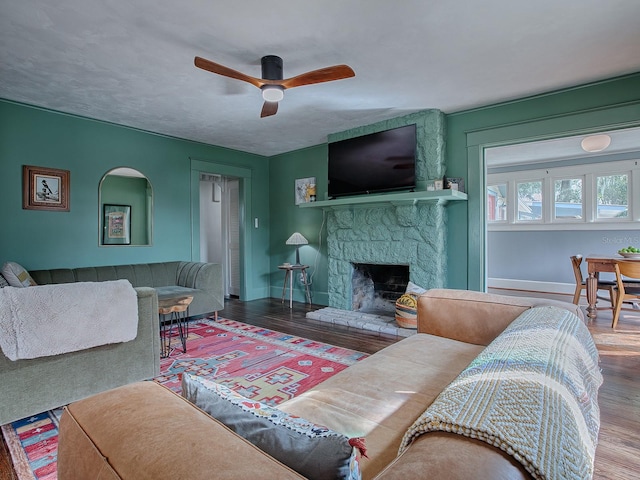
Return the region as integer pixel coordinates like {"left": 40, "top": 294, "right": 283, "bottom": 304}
{"left": 103, "top": 204, "right": 131, "bottom": 245}
{"left": 444, "top": 176, "right": 465, "bottom": 193}
{"left": 295, "top": 177, "right": 317, "bottom": 204}
{"left": 22, "top": 165, "right": 70, "bottom": 211}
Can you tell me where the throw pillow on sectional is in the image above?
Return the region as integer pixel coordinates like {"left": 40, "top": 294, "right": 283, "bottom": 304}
{"left": 405, "top": 281, "right": 427, "bottom": 296}
{"left": 395, "top": 293, "right": 419, "bottom": 329}
{"left": 1, "top": 262, "right": 37, "bottom": 287}
{"left": 181, "top": 373, "right": 366, "bottom": 480}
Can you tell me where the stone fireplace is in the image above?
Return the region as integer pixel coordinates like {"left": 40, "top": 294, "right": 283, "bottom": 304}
{"left": 325, "top": 109, "right": 448, "bottom": 312}
{"left": 327, "top": 203, "right": 447, "bottom": 311}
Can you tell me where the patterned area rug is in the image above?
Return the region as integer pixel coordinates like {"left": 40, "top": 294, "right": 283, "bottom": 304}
{"left": 1, "top": 317, "right": 367, "bottom": 480}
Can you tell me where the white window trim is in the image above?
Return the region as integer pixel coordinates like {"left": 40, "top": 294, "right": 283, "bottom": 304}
{"left": 488, "top": 159, "right": 640, "bottom": 231}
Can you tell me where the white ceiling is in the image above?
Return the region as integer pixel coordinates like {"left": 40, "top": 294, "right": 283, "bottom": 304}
{"left": 1, "top": 0, "right": 640, "bottom": 157}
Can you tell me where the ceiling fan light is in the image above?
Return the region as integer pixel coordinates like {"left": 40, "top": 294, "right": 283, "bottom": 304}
{"left": 262, "top": 86, "right": 284, "bottom": 102}
{"left": 581, "top": 134, "right": 611, "bottom": 153}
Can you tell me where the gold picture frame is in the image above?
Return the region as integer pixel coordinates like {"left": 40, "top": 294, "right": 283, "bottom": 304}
{"left": 22, "top": 165, "right": 70, "bottom": 211}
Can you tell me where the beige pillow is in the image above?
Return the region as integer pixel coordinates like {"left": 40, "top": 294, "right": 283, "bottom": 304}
{"left": 1, "top": 262, "right": 37, "bottom": 287}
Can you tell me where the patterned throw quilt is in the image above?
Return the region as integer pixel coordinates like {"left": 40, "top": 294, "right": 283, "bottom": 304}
{"left": 399, "top": 306, "right": 603, "bottom": 480}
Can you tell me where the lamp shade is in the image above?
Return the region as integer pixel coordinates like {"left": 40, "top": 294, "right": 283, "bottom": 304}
{"left": 286, "top": 232, "right": 308, "bottom": 265}
{"left": 286, "top": 232, "right": 308, "bottom": 246}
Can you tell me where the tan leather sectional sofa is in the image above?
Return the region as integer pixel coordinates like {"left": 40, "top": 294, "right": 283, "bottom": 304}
{"left": 57, "top": 289, "right": 594, "bottom": 480}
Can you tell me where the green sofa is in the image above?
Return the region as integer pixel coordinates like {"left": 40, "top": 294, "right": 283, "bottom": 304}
{"left": 0, "top": 286, "right": 159, "bottom": 426}
{"left": 0, "top": 261, "right": 223, "bottom": 426}
{"left": 29, "top": 261, "right": 224, "bottom": 319}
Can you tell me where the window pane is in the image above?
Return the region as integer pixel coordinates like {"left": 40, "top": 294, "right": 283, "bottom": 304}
{"left": 554, "top": 178, "right": 583, "bottom": 219}
{"left": 487, "top": 184, "right": 507, "bottom": 222}
{"left": 597, "top": 174, "right": 628, "bottom": 218}
{"left": 517, "top": 181, "right": 542, "bottom": 221}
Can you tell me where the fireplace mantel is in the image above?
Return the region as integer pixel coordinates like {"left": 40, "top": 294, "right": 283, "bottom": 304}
{"left": 298, "top": 189, "right": 466, "bottom": 209}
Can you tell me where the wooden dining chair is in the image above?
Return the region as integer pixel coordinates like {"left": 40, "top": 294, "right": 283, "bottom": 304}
{"left": 571, "top": 255, "right": 616, "bottom": 306}
{"left": 612, "top": 260, "right": 640, "bottom": 328}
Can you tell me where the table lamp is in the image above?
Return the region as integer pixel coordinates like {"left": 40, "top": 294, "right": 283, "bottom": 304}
{"left": 286, "top": 232, "right": 308, "bottom": 265}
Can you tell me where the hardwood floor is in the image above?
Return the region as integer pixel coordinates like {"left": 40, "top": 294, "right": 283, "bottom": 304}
{"left": 220, "top": 296, "right": 399, "bottom": 355}
{"left": 0, "top": 435, "right": 14, "bottom": 480}
{"left": 1, "top": 294, "right": 638, "bottom": 479}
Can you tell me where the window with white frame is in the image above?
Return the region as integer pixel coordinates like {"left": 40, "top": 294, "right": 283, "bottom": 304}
{"left": 487, "top": 159, "right": 639, "bottom": 230}
{"left": 516, "top": 180, "right": 543, "bottom": 221}
{"left": 554, "top": 177, "right": 583, "bottom": 220}
{"left": 596, "top": 173, "right": 628, "bottom": 219}
{"left": 487, "top": 184, "right": 507, "bottom": 222}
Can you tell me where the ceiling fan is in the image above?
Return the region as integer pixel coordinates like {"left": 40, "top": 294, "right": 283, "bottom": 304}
{"left": 194, "top": 55, "right": 355, "bottom": 118}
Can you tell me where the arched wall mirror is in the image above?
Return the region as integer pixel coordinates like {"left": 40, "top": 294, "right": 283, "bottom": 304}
{"left": 99, "top": 167, "right": 153, "bottom": 246}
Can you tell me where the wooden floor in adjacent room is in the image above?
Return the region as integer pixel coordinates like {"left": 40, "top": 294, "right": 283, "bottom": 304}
{"left": 1, "top": 293, "right": 638, "bottom": 479}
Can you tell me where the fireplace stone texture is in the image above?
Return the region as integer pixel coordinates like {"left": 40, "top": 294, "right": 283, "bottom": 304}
{"left": 326, "top": 110, "right": 448, "bottom": 311}
{"left": 328, "top": 203, "right": 447, "bottom": 310}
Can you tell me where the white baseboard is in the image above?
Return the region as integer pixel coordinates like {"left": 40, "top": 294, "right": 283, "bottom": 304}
{"left": 488, "top": 278, "right": 576, "bottom": 295}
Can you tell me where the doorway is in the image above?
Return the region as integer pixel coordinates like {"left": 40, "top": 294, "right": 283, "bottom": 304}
{"left": 483, "top": 126, "right": 640, "bottom": 295}
{"left": 459, "top": 102, "right": 640, "bottom": 293}
{"left": 199, "top": 174, "right": 240, "bottom": 297}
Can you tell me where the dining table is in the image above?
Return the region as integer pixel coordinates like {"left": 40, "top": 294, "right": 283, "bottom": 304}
{"left": 585, "top": 253, "right": 640, "bottom": 319}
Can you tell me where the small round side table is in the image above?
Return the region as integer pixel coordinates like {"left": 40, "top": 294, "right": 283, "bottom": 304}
{"left": 278, "top": 264, "right": 311, "bottom": 308}
{"left": 158, "top": 295, "right": 193, "bottom": 358}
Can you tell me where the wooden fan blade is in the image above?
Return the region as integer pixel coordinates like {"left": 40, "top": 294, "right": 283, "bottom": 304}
{"left": 280, "top": 65, "right": 355, "bottom": 89}
{"left": 194, "top": 56, "right": 265, "bottom": 89}
{"left": 260, "top": 101, "right": 278, "bottom": 118}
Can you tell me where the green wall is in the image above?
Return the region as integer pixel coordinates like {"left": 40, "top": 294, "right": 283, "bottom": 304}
{"left": 269, "top": 145, "right": 328, "bottom": 303}
{"left": 3, "top": 72, "right": 638, "bottom": 305}
{"left": 446, "top": 73, "right": 640, "bottom": 291}
{"left": 0, "top": 99, "right": 270, "bottom": 300}
{"left": 268, "top": 73, "right": 640, "bottom": 301}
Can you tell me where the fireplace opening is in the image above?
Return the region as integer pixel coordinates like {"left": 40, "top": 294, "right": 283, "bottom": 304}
{"left": 352, "top": 263, "right": 409, "bottom": 315}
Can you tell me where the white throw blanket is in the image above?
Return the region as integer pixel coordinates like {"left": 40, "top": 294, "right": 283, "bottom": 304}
{"left": 0, "top": 280, "right": 138, "bottom": 361}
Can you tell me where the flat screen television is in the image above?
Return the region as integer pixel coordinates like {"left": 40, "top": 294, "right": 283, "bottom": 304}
{"left": 328, "top": 124, "right": 416, "bottom": 198}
